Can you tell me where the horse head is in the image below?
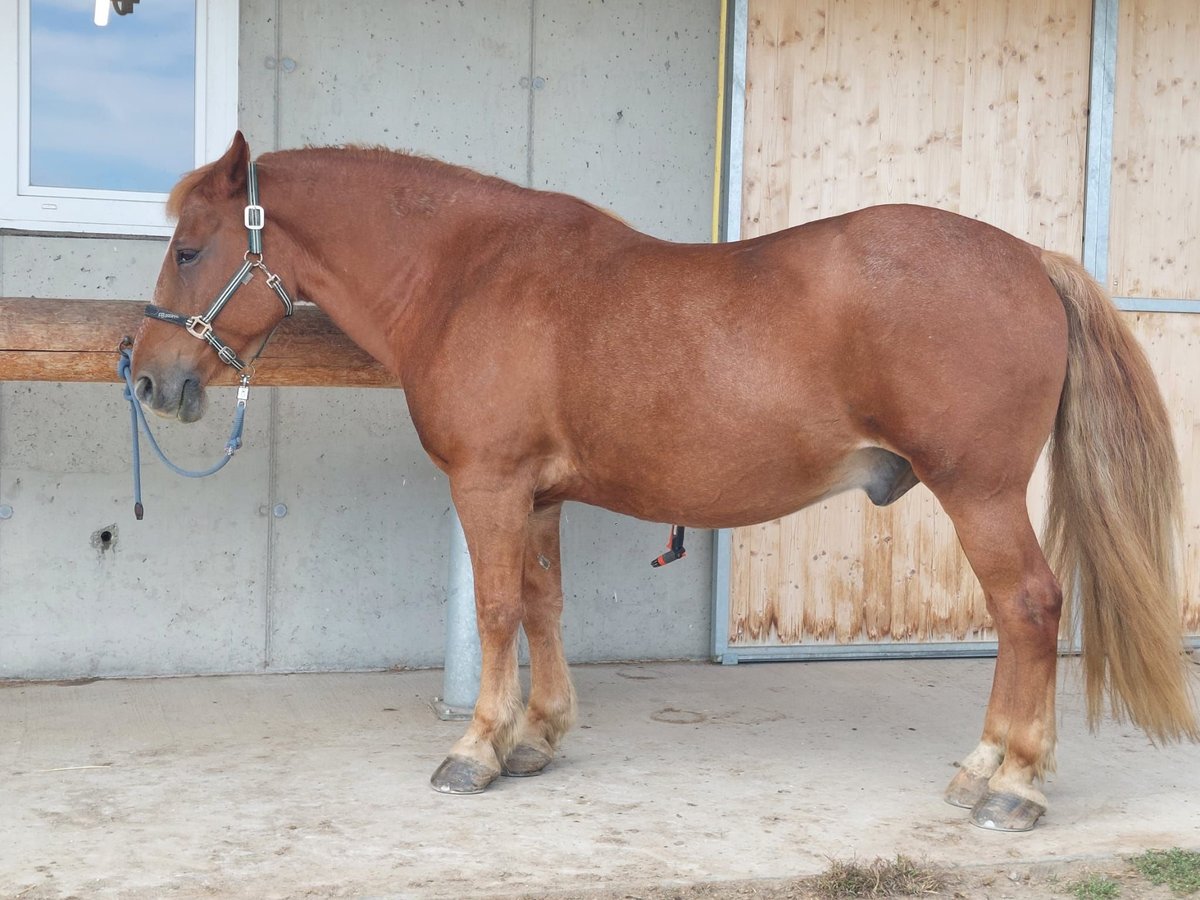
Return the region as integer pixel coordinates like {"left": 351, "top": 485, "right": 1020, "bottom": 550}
{"left": 132, "top": 132, "right": 294, "bottom": 422}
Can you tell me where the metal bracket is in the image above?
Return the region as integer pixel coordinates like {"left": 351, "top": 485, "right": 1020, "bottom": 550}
{"left": 430, "top": 698, "right": 474, "bottom": 722}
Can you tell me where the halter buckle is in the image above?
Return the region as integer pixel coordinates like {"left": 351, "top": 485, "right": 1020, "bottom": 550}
{"left": 217, "top": 344, "right": 242, "bottom": 368}
{"left": 185, "top": 317, "right": 212, "bottom": 340}
{"left": 244, "top": 204, "right": 265, "bottom": 231}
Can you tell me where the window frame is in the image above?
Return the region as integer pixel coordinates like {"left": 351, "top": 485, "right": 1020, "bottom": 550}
{"left": 0, "top": 0, "right": 238, "bottom": 237}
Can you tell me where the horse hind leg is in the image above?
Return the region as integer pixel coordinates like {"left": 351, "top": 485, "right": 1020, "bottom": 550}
{"left": 503, "top": 502, "right": 578, "bottom": 777}
{"left": 936, "top": 488, "right": 1063, "bottom": 832}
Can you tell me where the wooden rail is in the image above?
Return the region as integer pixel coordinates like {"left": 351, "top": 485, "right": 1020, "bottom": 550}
{"left": 0, "top": 297, "right": 399, "bottom": 387}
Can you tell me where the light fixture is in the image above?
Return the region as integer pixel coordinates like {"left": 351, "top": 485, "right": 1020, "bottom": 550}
{"left": 94, "top": 0, "right": 139, "bottom": 26}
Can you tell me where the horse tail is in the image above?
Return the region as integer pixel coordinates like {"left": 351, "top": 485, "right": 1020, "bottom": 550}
{"left": 1039, "top": 250, "right": 1198, "bottom": 742}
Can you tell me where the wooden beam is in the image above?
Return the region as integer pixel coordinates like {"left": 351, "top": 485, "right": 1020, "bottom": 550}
{"left": 0, "top": 298, "right": 399, "bottom": 387}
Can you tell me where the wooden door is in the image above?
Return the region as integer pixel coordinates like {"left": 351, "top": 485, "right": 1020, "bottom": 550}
{"left": 1110, "top": 0, "right": 1200, "bottom": 633}
{"left": 727, "top": 0, "right": 1093, "bottom": 653}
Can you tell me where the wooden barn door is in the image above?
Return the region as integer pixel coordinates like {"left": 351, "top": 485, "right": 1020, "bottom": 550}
{"left": 1108, "top": 0, "right": 1200, "bottom": 635}
{"left": 722, "top": 0, "right": 1200, "bottom": 659}
{"left": 724, "top": 0, "right": 1094, "bottom": 657}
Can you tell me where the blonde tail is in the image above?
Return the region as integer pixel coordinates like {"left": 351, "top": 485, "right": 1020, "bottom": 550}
{"left": 1040, "top": 250, "right": 1197, "bottom": 742}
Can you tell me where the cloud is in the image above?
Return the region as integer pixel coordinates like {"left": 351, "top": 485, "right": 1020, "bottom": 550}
{"left": 28, "top": 1, "right": 197, "bottom": 190}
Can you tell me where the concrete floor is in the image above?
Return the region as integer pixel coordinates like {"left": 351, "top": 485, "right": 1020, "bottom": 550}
{"left": 3, "top": 658, "right": 1198, "bottom": 899}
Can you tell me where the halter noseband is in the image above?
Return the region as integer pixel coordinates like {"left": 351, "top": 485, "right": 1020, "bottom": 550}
{"left": 144, "top": 161, "right": 295, "bottom": 376}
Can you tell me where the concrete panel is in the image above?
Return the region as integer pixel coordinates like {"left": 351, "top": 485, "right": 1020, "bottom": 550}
{"left": 237, "top": 0, "right": 281, "bottom": 151}
{"left": 266, "top": 388, "right": 450, "bottom": 671}
{"left": 532, "top": 0, "right": 720, "bottom": 241}
{"left": 0, "top": 230, "right": 269, "bottom": 676}
{"left": 0, "top": 382, "right": 270, "bottom": 677}
{"left": 276, "top": 0, "right": 532, "bottom": 179}
{"left": 560, "top": 506, "right": 711, "bottom": 661}
{"left": 1, "top": 236, "right": 165, "bottom": 300}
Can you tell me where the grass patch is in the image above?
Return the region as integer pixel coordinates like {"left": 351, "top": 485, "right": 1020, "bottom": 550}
{"left": 1131, "top": 848, "right": 1200, "bottom": 895}
{"left": 812, "top": 855, "right": 948, "bottom": 898}
{"left": 1065, "top": 872, "right": 1120, "bottom": 900}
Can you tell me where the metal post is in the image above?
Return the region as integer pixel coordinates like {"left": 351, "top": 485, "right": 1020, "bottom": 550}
{"left": 1081, "top": 0, "right": 1118, "bottom": 287}
{"left": 711, "top": 0, "right": 748, "bottom": 665}
{"left": 432, "top": 511, "right": 480, "bottom": 720}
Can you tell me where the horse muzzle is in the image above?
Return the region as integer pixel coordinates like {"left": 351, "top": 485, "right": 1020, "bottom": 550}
{"left": 133, "top": 368, "right": 209, "bottom": 423}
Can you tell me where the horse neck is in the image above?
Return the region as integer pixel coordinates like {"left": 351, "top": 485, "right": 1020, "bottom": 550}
{"left": 259, "top": 151, "right": 512, "bottom": 379}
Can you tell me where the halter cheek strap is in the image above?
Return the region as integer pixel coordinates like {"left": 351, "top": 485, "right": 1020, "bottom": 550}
{"left": 144, "top": 161, "right": 295, "bottom": 374}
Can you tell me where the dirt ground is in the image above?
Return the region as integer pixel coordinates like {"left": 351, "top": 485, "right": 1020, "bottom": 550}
{"left": 504, "top": 857, "right": 1187, "bottom": 899}
{"left": 4, "top": 660, "right": 1198, "bottom": 899}
{"left": 4, "top": 857, "right": 1191, "bottom": 899}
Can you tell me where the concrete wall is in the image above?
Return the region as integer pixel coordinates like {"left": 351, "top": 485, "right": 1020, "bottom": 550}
{"left": 0, "top": 0, "right": 720, "bottom": 678}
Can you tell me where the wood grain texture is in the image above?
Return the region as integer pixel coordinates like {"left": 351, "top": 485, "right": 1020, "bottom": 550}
{"left": 741, "top": 0, "right": 1090, "bottom": 246}
{"left": 730, "top": 0, "right": 1090, "bottom": 648}
{"left": 1126, "top": 312, "right": 1200, "bottom": 631}
{"left": 1109, "top": 0, "right": 1200, "bottom": 300}
{"left": 0, "top": 298, "right": 400, "bottom": 387}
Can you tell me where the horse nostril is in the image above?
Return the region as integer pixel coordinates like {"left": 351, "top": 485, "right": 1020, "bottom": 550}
{"left": 134, "top": 376, "right": 154, "bottom": 405}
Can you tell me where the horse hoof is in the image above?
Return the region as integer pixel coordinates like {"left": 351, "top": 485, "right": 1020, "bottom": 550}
{"left": 502, "top": 742, "right": 554, "bottom": 777}
{"left": 944, "top": 769, "right": 990, "bottom": 809}
{"left": 970, "top": 791, "right": 1046, "bottom": 832}
{"left": 430, "top": 755, "right": 499, "bottom": 794}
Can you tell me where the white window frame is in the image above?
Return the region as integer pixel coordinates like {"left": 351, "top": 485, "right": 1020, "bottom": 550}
{"left": 0, "top": 0, "right": 238, "bottom": 237}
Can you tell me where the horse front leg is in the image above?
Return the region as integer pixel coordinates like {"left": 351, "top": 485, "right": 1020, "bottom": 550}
{"left": 503, "top": 502, "right": 577, "bottom": 777}
{"left": 430, "top": 479, "right": 530, "bottom": 794}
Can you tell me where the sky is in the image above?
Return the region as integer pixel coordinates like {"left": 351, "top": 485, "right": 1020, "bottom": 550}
{"left": 29, "top": 0, "right": 196, "bottom": 194}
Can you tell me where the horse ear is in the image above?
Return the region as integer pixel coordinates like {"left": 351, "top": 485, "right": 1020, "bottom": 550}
{"left": 205, "top": 131, "right": 250, "bottom": 198}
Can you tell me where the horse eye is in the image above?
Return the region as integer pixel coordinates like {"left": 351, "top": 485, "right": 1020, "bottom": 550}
{"left": 175, "top": 248, "right": 200, "bottom": 265}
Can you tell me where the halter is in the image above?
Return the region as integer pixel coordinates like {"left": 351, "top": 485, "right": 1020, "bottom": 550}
{"left": 143, "top": 160, "right": 295, "bottom": 377}
{"left": 120, "top": 160, "right": 295, "bottom": 520}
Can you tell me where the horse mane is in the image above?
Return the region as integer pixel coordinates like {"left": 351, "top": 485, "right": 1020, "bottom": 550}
{"left": 166, "top": 143, "right": 625, "bottom": 225}
{"left": 166, "top": 159, "right": 221, "bottom": 220}
{"left": 265, "top": 145, "right": 526, "bottom": 196}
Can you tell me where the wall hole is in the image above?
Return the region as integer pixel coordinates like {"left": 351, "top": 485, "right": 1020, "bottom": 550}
{"left": 91, "top": 524, "right": 119, "bottom": 556}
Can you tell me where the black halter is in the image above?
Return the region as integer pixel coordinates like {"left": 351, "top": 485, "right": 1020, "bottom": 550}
{"left": 144, "top": 161, "right": 295, "bottom": 374}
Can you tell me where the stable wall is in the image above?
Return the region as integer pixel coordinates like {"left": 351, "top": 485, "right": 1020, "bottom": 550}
{"left": 0, "top": 0, "right": 720, "bottom": 678}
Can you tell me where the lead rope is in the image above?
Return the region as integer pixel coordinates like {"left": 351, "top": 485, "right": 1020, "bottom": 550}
{"left": 117, "top": 343, "right": 248, "bottom": 520}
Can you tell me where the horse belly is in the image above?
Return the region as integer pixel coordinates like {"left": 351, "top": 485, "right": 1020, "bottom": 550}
{"left": 564, "top": 436, "right": 897, "bottom": 530}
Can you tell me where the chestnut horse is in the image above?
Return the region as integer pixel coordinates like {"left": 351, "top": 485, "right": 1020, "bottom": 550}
{"left": 131, "top": 133, "right": 1197, "bottom": 832}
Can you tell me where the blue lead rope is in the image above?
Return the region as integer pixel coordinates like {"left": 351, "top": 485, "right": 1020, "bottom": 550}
{"left": 117, "top": 346, "right": 247, "bottom": 520}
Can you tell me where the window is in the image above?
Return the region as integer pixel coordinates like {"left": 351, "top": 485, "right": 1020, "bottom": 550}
{"left": 0, "top": 0, "right": 238, "bottom": 236}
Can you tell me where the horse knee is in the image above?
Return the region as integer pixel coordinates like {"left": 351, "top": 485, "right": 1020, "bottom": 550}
{"left": 476, "top": 596, "right": 522, "bottom": 635}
